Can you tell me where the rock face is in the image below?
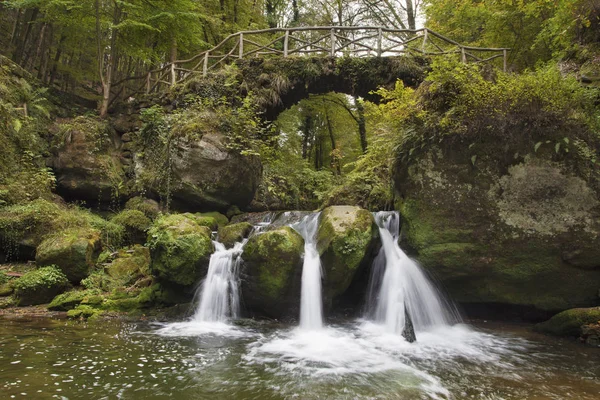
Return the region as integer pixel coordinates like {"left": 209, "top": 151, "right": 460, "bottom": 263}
{"left": 147, "top": 214, "right": 214, "bottom": 287}
{"left": 167, "top": 132, "right": 262, "bottom": 212}
{"left": 316, "top": 206, "right": 380, "bottom": 308}
{"left": 241, "top": 227, "right": 304, "bottom": 319}
{"left": 396, "top": 146, "right": 600, "bottom": 316}
{"left": 36, "top": 229, "right": 101, "bottom": 282}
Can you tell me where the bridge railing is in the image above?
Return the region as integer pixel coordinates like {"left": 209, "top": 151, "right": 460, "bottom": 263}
{"left": 138, "top": 27, "right": 509, "bottom": 94}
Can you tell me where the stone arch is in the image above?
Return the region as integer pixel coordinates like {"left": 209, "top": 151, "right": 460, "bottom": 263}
{"left": 236, "top": 56, "right": 427, "bottom": 120}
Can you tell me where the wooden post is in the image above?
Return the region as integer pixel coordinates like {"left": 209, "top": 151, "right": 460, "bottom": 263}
{"left": 422, "top": 29, "right": 428, "bottom": 54}
{"left": 330, "top": 28, "right": 335, "bottom": 57}
{"left": 503, "top": 49, "right": 507, "bottom": 72}
{"left": 203, "top": 52, "right": 209, "bottom": 77}
{"left": 461, "top": 47, "right": 466, "bottom": 63}
{"left": 146, "top": 72, "right": 151, "bottom": 94}
{"left": 284, "top": 30, "right": 289, "bottom": 57}
{"left": 377, "top": 28, "right": 382, "bottom": 57}
{"left": 239, "top": 33, "right": 244, "bottom": 59}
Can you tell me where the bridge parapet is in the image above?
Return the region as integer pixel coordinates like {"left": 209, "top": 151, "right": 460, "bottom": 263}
{"left": 140, "top": 27, "right": 509, "bottom": 94}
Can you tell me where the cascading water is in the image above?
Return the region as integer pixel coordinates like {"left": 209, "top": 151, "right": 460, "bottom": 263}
{"left": 193, "top": 240, "right": 245, "bottom": 322}
{"left": 292, "top": 213, "right": 323, "bottom": 331}
{"left": 367, "top": 211, "right": 460, "bottom": 335}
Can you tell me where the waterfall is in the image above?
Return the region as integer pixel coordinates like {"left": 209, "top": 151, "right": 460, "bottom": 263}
{"left": 193, "top": 240, "right": 245, "bottom": 322}
{"left": 367, "top": 211, "right": 459, "bottom": 335}
{"left": 292, "top": 213, "right": 323, "bottom": 331}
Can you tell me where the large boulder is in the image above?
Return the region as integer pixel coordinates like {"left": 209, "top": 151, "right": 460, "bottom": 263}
{"left": 36, "top": 229, "right": 101, "bottom": 283}
{"left": 147, "top": 213, "right": 214, "bottom": 287}
{"left": 241, "top": 227, "right": 304, "bottom": 319}
{"left": 13, "top": 266, "right": 70, "bottom": 306}
{"left": 396, "top": 145, "right": 600, "bottom": 317}
{"left": 50, "top": 117, "right": 128, "bottom": 204}
{"left": 316, "top": 206, "right": 380, "bottom": 308}
{"left": 166, "top": 132, "right": 262, "bottom": 212}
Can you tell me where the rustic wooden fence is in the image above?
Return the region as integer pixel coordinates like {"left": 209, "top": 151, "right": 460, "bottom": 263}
{"left": 134, "top": 26, "right": 509, "bottom": 94}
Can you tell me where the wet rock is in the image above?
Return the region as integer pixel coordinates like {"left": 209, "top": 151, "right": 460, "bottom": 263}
{"left": 218, "top": 222, "right": 254, "bottom": 248}
{"left": 316, "top": 206, "right": 380, "bottom": 308}
{"left": 241, "top": 227, "right": 304, "bottom": 318}
{"left": 147, "top": 214, "right": 214, "bottom": 287}
{"left": 402, "top": 307, "right": 417, "bottom": 343}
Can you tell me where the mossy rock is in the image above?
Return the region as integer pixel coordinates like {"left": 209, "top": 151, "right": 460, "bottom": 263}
{"left": 534, "top": 307, "right": 600, "bottom": 337}
{"left": 67, "top": 304, "right": 103, "bottom": 320}
{"left": 316, "top": 206, "right": 380, "bottom": 304}
{"left": 147, "top": 214, "right": 214, "bottom": 286}
{"left": 111, "top": 210, "right": 151, "bottom": 245}
{"left": 0, "top": 199, "right": 64, "bottom": 260}
{"left": 199, "top": 212, "right": 229, "bottom": 228}
{"left": 13, "top": 266, "right": 70, "bottom": 306}
{"left": 0, "top": 283, "right": 14, "bottom": 296}
{"left": 218, "top": 222, "right": 254, "bottom": 248}
{"left": 396, "top": 146, "right": 600, "bottom": 316}
{"left": 48, "top": 289, "right": 101, "bottom": 311}
{"left": 36, "top": 229, "right": 101, "bottom": 283}
{"left": 241, "top": 227, "right": 304, "bottom": 318}
{"left": 106, "top": 245, "right": 151, "bottom": 284}
{"left": 125, "top": 197, "right": 161, "bottom": 220}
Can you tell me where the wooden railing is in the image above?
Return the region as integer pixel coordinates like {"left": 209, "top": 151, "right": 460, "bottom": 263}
{"left": 136, "top": 27, "right": 509, "bottom": 94}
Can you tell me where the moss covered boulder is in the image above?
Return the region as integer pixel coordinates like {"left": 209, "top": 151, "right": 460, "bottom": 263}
{"left": 106, "top": 245, "right": 151, "bottom": 283}
{"left": 396, "top": 147, "right": 600, "bottom": 317}
{"left": 535, "top": 307, "right": 600, "bottom": 337}
{"left": 36, "top": 229, "right": 101, "bottom": 283}
{"left": 50, "top": 116, "right": 129, "bottom": 204}
{"left": 219, "top": 222, "right": 254, "bottom": 248}
{"left": 147, "top": 213, "right": 214, "bottom": 287}
{"left": 111, "top": 210, "right": 152, "bottom": 245}
{"left": 124, "top": 197, "right": 161, "bottom": 220}
{"left": 241, "top": 227, "right": 304, "bottom": 318}
{"left": 199, "top": 212, "right": 229, "bottom": 228}
{"left": 13, "top": 266, "right": 70, "bottom": 306}
{"left": 316, "top": 206, "right": 380, "bottom": 306}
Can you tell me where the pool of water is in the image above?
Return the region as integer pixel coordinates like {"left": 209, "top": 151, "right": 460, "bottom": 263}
{"left": 1, "top": 317, "right": 599, "bottom": 399}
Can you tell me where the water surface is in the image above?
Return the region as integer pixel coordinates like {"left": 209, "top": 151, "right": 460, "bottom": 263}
{"left": 1, "top": 318, "right": 599, "bottom": 399}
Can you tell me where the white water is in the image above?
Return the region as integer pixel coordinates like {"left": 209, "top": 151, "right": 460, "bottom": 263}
{"left": 292, "top": 213, "right": 323, "bottom": 331}
{"left": 368, "top": 211, "right": 459, "bottom": 334}
{"left": 193, "top": 240, "right": 245, "bottom": 322}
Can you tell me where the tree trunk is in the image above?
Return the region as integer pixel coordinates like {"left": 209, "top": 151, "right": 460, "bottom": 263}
{"left": 49, "top": 34, "right": 65, "bottom": 86}
{"left": 405, "top": 0, "right": 416, "bottom": 30}
{"left": 354, "top": 96, "right": 368, "bottom": 153}
{"left": 98, "top": 1, "right": 121, "bottom": 118}
{"left": 14, "top": 8, "right": 39, "bottom": 65}
{"left": 301, "top": 115, "right": 312, "bottom": 159}
{"left": 324, "top": 106, "right": 341, "bottom": 175}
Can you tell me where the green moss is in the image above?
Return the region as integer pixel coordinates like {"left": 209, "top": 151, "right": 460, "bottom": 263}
{"left": 0, "top": 283, "right": 14, "bottom": 296}
{"left": 147, "top": 214, "right": 214, "bottom": 286}
{"left": 13, "top": 266, "right": 70, "bottom": 306}
{"left": 67, "top": 304, "right": 103, "bottom": 320}
{"left": 125, "top": 197, "right": 160, "bottom": 220}
{"left": 243, "top": 227, "right": 303, "bottom": 305}
{"left": 111, "top": 210, "right": 151, "bottom": 245}
{"left": 218, "top": 222, "right": 253, "bottom": 248}
{"left": 535, "top": 307, "right": 600, "bottom": 337}
{"left": 199, "top": 212, "right": 229, "bottom": 228}
{"left": 48, "top": 289, "right": 101, "bottom": 311}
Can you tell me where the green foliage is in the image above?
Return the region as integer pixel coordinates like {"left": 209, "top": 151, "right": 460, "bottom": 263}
{"left": 0, "top": 57, "right": 54, "bottom": 205}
